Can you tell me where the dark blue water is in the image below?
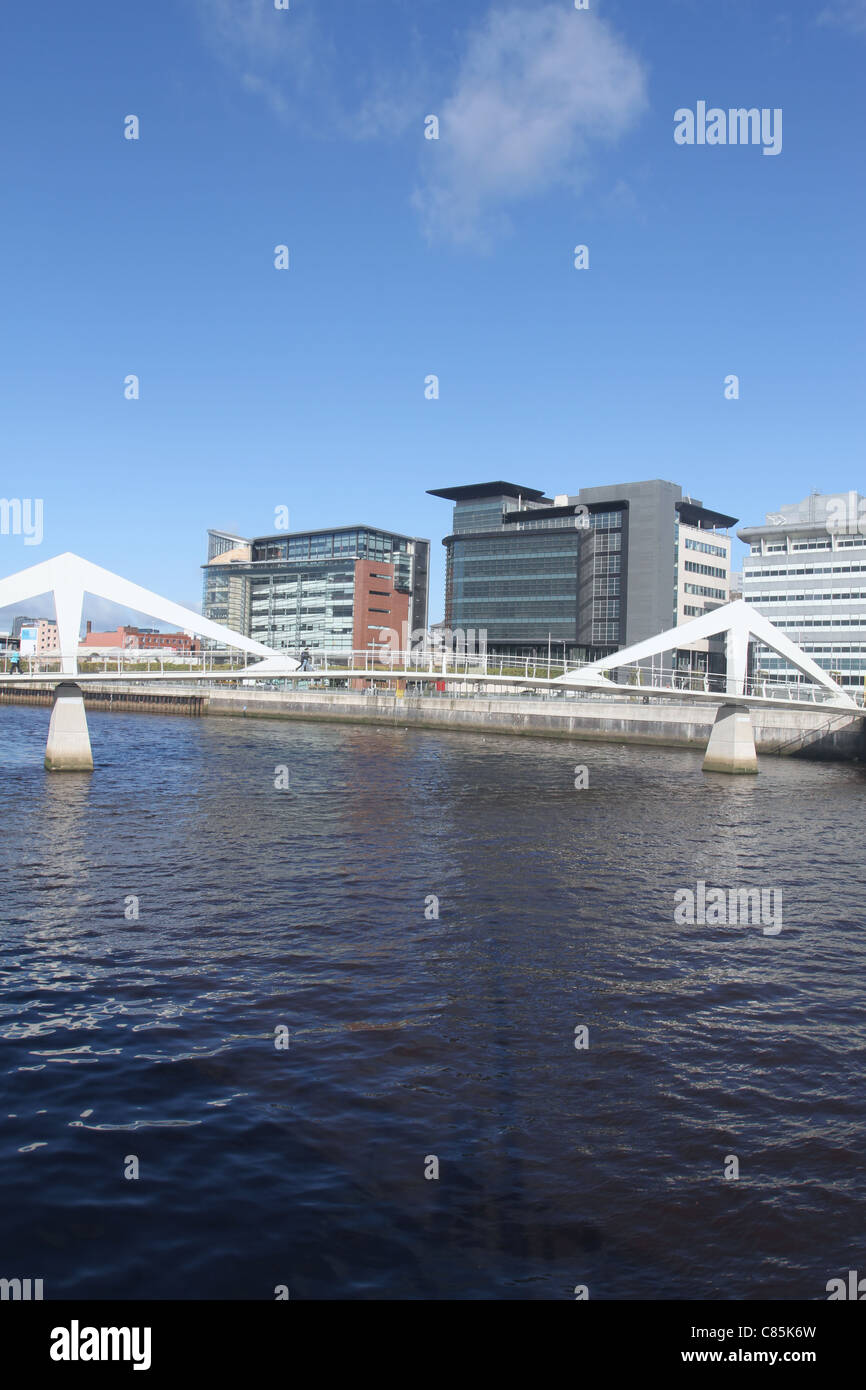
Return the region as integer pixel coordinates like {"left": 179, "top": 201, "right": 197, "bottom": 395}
{"left": 1, "top": 705, "right": 864, "bottom": 1299}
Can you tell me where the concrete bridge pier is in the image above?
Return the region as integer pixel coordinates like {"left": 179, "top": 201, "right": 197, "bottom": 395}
{"left": 44, "top": 682, "right": 94, "bottom": 772}
{"left": 702, "top": 703, "right": 758, "bottom": 775}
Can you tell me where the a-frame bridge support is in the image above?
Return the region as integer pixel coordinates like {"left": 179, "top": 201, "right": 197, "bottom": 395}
{"left": 556, "top": 598, "right": 857, "bottom": 774}
{"left": 0, "top": 551, "right": 293, "bottom": 771}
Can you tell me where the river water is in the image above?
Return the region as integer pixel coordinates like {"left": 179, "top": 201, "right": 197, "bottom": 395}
{"left": 1, "top": 705, "right": 864, "bottom": 1300}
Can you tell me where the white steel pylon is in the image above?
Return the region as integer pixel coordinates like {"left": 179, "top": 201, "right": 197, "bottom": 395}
{"left": 555, "top": 598, "right": 857, "bottom": 709}
{"left": 0, "top": 551, "right": 291, "bottom": 675}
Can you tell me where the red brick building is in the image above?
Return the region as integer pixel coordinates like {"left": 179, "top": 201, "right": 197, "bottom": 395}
{"left": 352, "top": 560, "right": 411, "bottom": 653}
{"left": 81, "top": 625, "right": 200, "bottom": 653}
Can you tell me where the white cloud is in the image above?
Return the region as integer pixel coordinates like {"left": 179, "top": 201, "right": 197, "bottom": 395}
{"left": 199, "top": 0, "right": 316, "bottom": 70}
{"left": 412, "top": 4, "right": 647, "bottom": 245}
{"left": 193, "top": 0, "right": 422, "bottom": 140}
{"left": 818, "top": 1, "right": 866, "bottom": 32}
{"left": 192, "top": 1, "right": 646, "bottom": 241}
{"left": 194, "top": 0, "right": 328, "bottom": 119}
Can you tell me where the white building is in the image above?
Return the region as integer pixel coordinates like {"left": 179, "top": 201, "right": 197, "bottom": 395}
{"left": 673, "top": 507, "right": 733, "bottom": 677}
{"left": 19, "top": 619, "right": 59, "bottom": 657}
{"left": 738, "top": 492, "right": 866, "bottom": 691}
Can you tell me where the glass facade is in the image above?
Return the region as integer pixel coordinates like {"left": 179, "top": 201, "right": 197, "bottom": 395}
{"left": 202, "top": 531, "right": 252, "bottom": 632}
{"left": 578, "top": 526, "right": 624, "bottom": 646}
{"left": 203, "top": 526, "right": 429, "bottom": 653}
{"left": 207, "top": 530, "right": 248, "bottom": 561}
{"left": 436, "top": 488, "right": 625, "bottom": 659}
{"left": 202, "top": 569, "right": 239, "bottom": 627}
{"left": 448, "top": 532, "right": 581, "bottom": 641}
{"left": 249, "top": 562, "right": 357, "bottom": 651}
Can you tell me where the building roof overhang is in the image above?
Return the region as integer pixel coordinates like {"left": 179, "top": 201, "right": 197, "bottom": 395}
{"left": 427, "top": 482, "right": 549, "bottom": 503}
{"left": 737, "top": 519, "right": 862, "bottom": 542}
{"left": 676, "top": 500, "right": 738, "bottom": 530}
{"left": 250, "top": 526, "right": 427, "bottom": 545}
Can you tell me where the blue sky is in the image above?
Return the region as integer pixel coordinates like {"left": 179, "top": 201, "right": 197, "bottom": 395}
{"left": 1, "top": 0, "right": 864, "bottom": 624}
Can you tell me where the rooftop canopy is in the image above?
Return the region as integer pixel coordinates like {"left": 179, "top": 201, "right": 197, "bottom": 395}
{"left": 676, "top": 500, "right": 738, "bottom": 530}
{"left": 427, "top": 482, "right": 549, "bottom": 503}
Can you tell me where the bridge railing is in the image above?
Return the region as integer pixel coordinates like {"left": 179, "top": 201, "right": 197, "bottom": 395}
{"left": 8, "top": 646, "right": 569, "bottom": 681}
{"left": 3, "top": 646, "right": 864, "bottom": 708}
{"left": 599, "top": 661, "right": 865, "bottom": 706}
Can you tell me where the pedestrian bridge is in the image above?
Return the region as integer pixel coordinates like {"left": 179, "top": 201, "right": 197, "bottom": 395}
{"left": 0, "top": 552, "right": 860, "bottom": 774}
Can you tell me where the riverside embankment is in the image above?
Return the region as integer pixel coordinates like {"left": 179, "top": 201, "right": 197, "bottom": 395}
{"left": 2, "top": 681, "right": 863, "bottom": 761}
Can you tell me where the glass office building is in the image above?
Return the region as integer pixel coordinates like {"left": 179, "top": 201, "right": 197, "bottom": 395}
{"left": 430, "top": 480, "right": 735, "bottom": 665}
{"left": 203, "top": 525, "right": 429, "bottom": 654}
{"left": 202, "top": 530, "right": 252, "bottom": 633}
{"left": 430, "top": 483, "right": 626, "bottom": 661}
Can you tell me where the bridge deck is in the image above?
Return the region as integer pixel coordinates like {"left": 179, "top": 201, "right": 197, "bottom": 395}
{"left": 1, "top": 670, "right": 859, "bottom": 716}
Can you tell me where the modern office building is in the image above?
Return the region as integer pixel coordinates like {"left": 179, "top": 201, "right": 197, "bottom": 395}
{"left": 738, "top": 491, "right": 866, "bottom": 690}
{"left": 202, "top": 525, "right": 430, "bottom": 655}
{"left": 202, "top": 530, "right": 253, "bottom": 635}
{"left": 429, "top": 479, "right": 736, "bottom": 671}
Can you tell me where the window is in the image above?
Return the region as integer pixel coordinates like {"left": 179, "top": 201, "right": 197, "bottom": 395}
{"left": 685, "top": 583, "right": 725, "bottom": 600}
{"left": 684, "top": 560, "right": 726, "bottom": 579}
{"left": 685, "top": 537, "right": 727, "bottom": 558}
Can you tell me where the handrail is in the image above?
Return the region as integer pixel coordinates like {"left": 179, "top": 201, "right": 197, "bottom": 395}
{"left": 4, "top": 644, "right": 862, "bottom": 706}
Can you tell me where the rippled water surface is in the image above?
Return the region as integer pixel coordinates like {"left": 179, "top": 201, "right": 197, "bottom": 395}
{"left": 1, "top": 705, "right": 865, "bottom": 1299}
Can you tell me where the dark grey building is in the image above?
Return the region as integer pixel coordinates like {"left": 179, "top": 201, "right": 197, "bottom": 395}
{"left": 429, "top": 479, "right": 736, "bottom": 668}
